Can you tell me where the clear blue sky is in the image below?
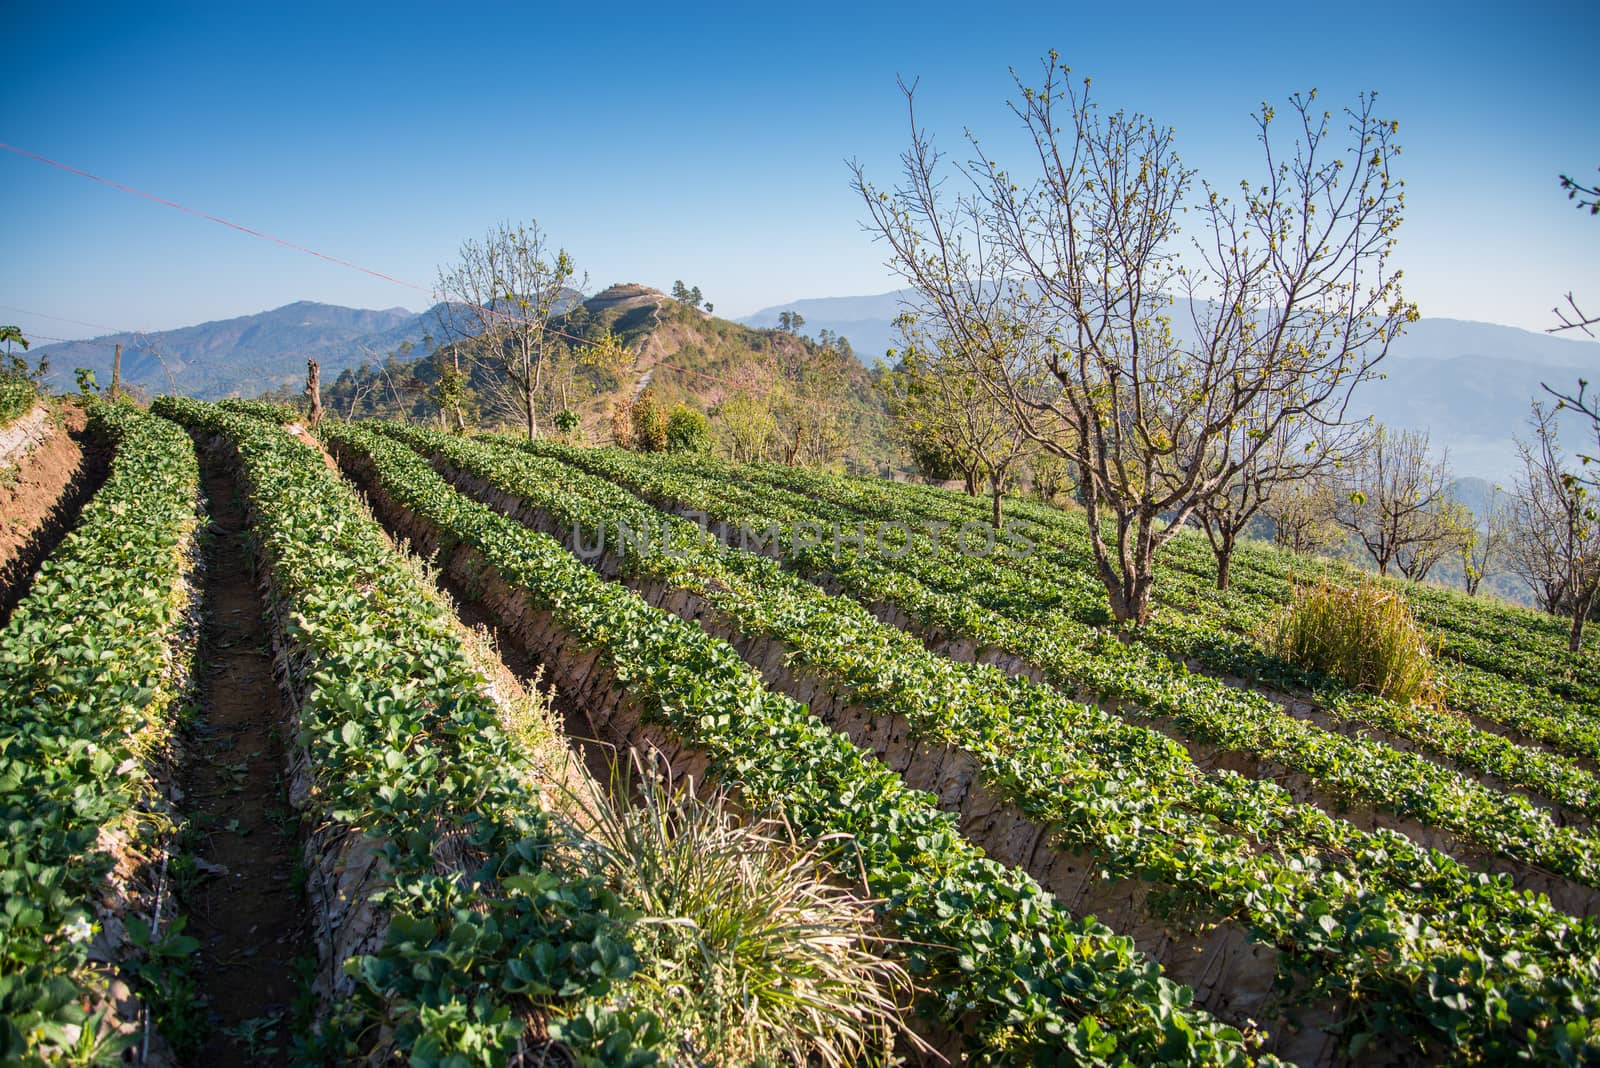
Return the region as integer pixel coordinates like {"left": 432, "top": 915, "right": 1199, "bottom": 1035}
{"left": 2, "top": 1, "right": 1596, "bottom": 340}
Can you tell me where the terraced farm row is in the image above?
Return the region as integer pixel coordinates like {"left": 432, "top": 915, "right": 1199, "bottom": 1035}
{"left": 3, "top": 394, "right": 1597, "bottom": 1064}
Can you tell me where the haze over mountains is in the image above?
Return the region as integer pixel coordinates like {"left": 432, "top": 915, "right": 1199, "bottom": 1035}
{"left": 29, "top": 290, "right": 1599, "bottom": 485}
{"left": 742, "top": 291, "right": 1600, "bottom": 484}
{"left": 32, "top": 301, "right": 443, "bottom": 401}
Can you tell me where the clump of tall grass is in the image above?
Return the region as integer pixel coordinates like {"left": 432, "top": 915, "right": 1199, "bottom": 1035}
{"left": 553, "top": 754, "right": 915, "bottom": 1067}
{"left": 1267, "top": 576, "right": 1436, "bottom": 704}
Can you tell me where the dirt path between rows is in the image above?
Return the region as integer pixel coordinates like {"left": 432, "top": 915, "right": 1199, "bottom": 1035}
{"left": 180, "top": 456, "right": 308, "bottom": 1066}
{"left": 0, "top": 402, "right": 107, "bottom": 625}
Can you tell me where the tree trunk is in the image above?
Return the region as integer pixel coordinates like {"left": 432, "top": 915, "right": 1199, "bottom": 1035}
{"left": 110, "top": 343, "right": 122, "bottom": 401}
{"left": 305, "top": 360, "right": 322, "bottom": 426}
{"left": 991, "top": 480, "right": 1004, "bottom": 530}
{"left": 1215, "top": 536, "right": 1234, "bottom": 592}
{"left": 524, "top": 387, "right": 537, "bottom": 441}
{"left": 1571, "top": 611, "right": 1585, "bottom": 655}
{"left": 1107, "top": 571, "right": 1155, "bottom": 625}
{"left": 451, "top": 351, "right": 466, "bottom": 433}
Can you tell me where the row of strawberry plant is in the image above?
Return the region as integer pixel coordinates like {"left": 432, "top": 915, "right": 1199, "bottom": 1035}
{"left": 995, "top": 507, "right": 1600, "bottom": 765}
{"left": 545, "top": 440, "right": 1600, "bottom": 892}
{"left": 326, "top": 421, "right": 1262, "bottom": 1066}
{"left": 0, "top": 401, "right": 200, "bottom": 1064}
{"left": 216, "top": 397, "right": 298, "bottom": 423}
{"left": 417, "top": 425, "right": 1600, "bottom": 1061}
{"left": 0, "top": 375, "right": 36, "bottom": 430}
{"left": 151, "top": 398, "right": 658, "bottom": 1067}
{"left": 940, "top": 477, "right": 1600, "bottom": 701}
{"left": 711, "top": 456, "right": 1600, "bottom": 810}
{"left": 923, "top": 481, "right": 1600, "bottom": 765}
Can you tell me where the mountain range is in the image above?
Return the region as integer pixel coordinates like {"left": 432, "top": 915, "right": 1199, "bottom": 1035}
{"left": 741, "top": 291, "right": 1600, "bottom": 484}
{"left": 27, "top": 290, "right": 1600, "bottom": 485}
{"left": 31, "top": 301, "right": 443, "bottom": 401}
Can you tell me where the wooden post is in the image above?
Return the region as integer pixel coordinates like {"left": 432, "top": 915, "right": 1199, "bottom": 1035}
{"left": 305, "top": 359, "right": 322, "bottom": 425}
{"left": 110, "top": 343, "right": 122, "bottom": 401}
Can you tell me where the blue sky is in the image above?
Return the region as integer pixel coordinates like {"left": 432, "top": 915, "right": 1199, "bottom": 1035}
{"left": 2, "top": 1, "right": 1596, "bottom": 340}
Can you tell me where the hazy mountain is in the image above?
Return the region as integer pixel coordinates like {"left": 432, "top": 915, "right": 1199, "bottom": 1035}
{"left": 743, "top": 291, "right": 1600, "bottom": 483}
{"left": 741, "top": 291, "right": 908, "bottom": 364}
{"left": 31, "top": 300, "right": 439, "bottom": 400}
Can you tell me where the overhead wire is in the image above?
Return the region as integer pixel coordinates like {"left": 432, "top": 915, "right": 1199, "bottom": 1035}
{"left": 2, "top": 141, "right": 887, "bottom": 415}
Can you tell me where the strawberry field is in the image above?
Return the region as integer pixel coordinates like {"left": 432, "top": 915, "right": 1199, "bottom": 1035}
{"left": 3, "top": 396, "right": 1598, "bottom": 1066}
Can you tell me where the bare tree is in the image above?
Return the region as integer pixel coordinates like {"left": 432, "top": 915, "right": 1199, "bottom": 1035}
{"left": 853, "top": 58, "right": 1414, "bottom": 622}
{"left": 1508, "top": 403, "right": 1600, "bottom": 653}
{"left": 714, "top": 363, "right": 780, "bottom": 463}
{"left": 1333, "top": 425, "right": 1464, "bottom": 580}
{"left": 1543, "top": 167, "right": 1600, "bottom": 484}
{"left": 436, "top": 220, "right": 580, "bottom": 440}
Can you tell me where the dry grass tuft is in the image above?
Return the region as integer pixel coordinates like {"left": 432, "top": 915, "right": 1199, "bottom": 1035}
{"left": 1267, "top": 576, "right": 1436, "bottom": 704}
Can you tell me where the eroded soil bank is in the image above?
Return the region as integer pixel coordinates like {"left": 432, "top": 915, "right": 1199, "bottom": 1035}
{"left": 0, "top": 402, "right": 109, "bottom": 625}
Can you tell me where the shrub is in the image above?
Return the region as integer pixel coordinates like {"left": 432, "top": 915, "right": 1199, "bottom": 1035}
{"left": 610, "top": 397, "right": 635, "bottom": 448}
{"left": 631, "top": 389, "right": 667, "bottom": 452}
{"left": 556, "top": 755, "right": 913, "bottom": 1067}
{"left": 665, "top": 405, "right": 712, "bottom": 453}
{"left": 1267, "top": 576, "right": 1436, "bottom": 704}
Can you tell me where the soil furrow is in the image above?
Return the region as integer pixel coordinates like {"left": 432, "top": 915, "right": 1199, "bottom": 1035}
{"left": 179, "top": 455, "right": 309, "bottom": 1066}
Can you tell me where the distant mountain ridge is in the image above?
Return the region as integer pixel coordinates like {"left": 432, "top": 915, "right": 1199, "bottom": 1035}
{"left": 741, "top": 291, "right": 1600, "bottom": 483}
{"left": 32, "top": 300, "right": 438, "bottom": 400}
{"left": 30, "top": 290, "right": 1600, "bottom": 485}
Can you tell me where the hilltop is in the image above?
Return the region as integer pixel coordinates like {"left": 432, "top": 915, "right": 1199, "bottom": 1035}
{"left": 292, "top": 283, "right": 897, "bottom": 469}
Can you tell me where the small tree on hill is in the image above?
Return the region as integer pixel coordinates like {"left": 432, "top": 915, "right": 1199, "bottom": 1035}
{"left": 1196, "top": 408, "right": 1355, "bottom": 591}
{"left": 1458, "top": 493, "right": 1512, "bottom": 596}
{"left": 772, "top": 334, "right": 851, "bottom": 466}
{"left": 436, "top": 220, "right": 581, "bottom": 440}
{"left": 631, "top": 388, "right": 668, "bottom": 452}
{"left": 671, "top": 281, "right": 706, "bottom": 310}
{"left": 1262, "top": 474, "right": 1344, "bottom": 557}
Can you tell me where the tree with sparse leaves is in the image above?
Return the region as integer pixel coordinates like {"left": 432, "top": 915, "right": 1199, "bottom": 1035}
{"left": 1262, "top": 473, "right": 1344, "bottom": 557}
{"left": 1195, "top": 406, "right": 1356, "bottom": 591}
{"left": 436, "top": 220, "right": 581, "bottom": 440}
{"left": 854, "top": 56, "right": 1414, "bottom": 622}
{"left": 1333, "top": 425, "right": 1467, "bottom": 581}
{"left": 1458, "top": 491, "right": 1513, "bottom": 597}
{"left": 773, "top": 334, "right": 851, "bottom": 467}
{"left": 880, "top": 317, "right": 1034, "bottom": 528}
{"left": 1507, "top": 403, "right": 1600, "bottom": 653}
